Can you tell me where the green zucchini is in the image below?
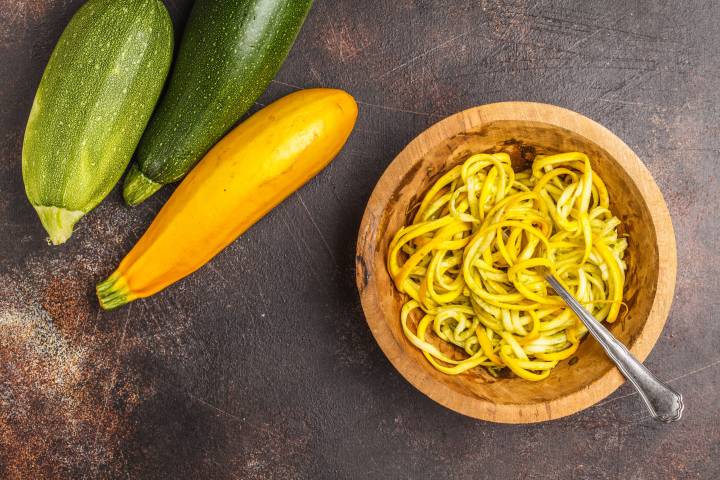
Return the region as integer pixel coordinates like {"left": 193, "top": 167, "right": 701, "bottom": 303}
{"left": 122, "top": 0, "right": 313, "bottom": 206}
{"left": 22, "top": 0, "right": 173, "bottom": 244}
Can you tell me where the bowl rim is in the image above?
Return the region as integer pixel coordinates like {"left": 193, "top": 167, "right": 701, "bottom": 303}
{"left": 355, "top": 101, "right": 677, "bottom": 423}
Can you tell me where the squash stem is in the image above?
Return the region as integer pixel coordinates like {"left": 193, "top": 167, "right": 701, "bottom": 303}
{"left": 96, "top": 272, "right": 133, "bottom": 310}
{"left": 123, "top": 163, "right": 163, "bottom": 206}
{"left": 34, "top": 205, "right": 84, "bottom": 245}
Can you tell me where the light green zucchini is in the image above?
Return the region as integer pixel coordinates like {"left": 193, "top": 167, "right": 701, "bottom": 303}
{"left": 22, "top": 0, "right": 173, "bottom": 244}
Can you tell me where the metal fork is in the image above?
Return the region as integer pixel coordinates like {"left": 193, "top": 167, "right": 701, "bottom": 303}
{"left": 545, "top": 274, "right": 684, "bottom": 422}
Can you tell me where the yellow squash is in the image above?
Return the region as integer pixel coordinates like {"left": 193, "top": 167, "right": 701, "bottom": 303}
{"left": 97, "top": 88, "right": 357, "bottom": 309}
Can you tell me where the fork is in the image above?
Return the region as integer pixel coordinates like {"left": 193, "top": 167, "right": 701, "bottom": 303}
{"left": 545, "top": 273, "right": 684, "bottom": 422}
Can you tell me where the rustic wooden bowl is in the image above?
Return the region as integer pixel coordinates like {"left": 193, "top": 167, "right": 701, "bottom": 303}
{"left": 356, "top": 102, "right": 676, "bottom": 423}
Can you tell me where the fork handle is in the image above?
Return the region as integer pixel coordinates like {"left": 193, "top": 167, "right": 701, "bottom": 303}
{"left": 546, "top": 274, "right": 683, "bottom": 422}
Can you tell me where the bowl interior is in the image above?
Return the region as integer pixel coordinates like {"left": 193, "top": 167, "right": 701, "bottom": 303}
{"left": 363, "top": 119, "right": 660, "bottom": 408}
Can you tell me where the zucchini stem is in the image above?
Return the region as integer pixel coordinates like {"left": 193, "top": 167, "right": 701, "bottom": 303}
{"left": 34, "top": 205, "right": 84, "bottom": 245}
{"left": 96, "top": 272, "right": 133, "bottom": 310}
{"left": 123, "top": 163, "right": 163, "bottom": 206}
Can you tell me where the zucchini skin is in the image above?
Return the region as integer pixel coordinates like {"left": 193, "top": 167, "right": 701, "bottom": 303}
{"left": 123, "top": 0, "right": 313, "bottom": 206}
{"left": 22, "top": 0, "right": 173, "bottom": 245}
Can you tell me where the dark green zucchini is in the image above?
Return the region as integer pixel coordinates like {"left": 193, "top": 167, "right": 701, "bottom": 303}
{"left": 123, "top": 0, "right": 313, "bottom": 205}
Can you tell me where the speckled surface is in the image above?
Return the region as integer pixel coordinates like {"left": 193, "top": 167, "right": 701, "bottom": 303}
{"left": 1, "top": 1, "right": 718, "bottom": 478}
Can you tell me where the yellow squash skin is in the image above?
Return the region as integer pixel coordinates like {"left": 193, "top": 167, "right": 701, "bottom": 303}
{"left": 97, "top": 88, "right": 357, "bottom": 309}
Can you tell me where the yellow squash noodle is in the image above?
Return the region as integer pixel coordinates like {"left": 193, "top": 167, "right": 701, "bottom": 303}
{"left": 387, "top": 151, "right": 628, "bottom": 381}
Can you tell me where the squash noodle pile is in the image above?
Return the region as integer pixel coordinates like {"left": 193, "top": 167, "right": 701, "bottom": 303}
{"left": 387, "top": 151, "right": 628, "bottom": 381}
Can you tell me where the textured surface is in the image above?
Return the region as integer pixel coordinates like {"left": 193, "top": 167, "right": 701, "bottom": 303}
{"left": 0, "top": 0, "right": 718, "bottom": 478}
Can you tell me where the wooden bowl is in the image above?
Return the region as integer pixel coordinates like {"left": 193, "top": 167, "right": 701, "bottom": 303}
{"left": 356, "top": 102, "right": 676, "bottom": 423}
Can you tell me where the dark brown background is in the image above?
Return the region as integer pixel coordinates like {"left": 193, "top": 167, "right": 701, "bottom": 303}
{"left": 1, "top": 1, "right": 718, "bottom": 478}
